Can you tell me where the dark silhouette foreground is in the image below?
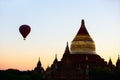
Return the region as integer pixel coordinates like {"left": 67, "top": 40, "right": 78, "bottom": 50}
{"left": 0, "top": 68, "right": 120, "bottom": 80}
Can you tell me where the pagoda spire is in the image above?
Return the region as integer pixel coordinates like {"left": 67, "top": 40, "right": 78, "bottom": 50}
{"left": 62, "top": 42, "right": 70, "bottom": 60}
{"left": 53, "top": 54, "right": 58, "bottom": 64}
{"left": 64, "top": 41, "right": 70, "bottom": 54}
{"left": 77, "top": 19, "right": 89, "bottom": 35}
{"left": 108, "top": 57, "right": 113, "bottom": 65}
{"left": 34, "top": 57, "right": 44, "bottom": 73}
{"left": 81, "top": 19, "right": 85, "bottom": 26}
{"left": 37, "top": 57, "right": 41, "bottom": 68}
{"left": 67, "top": 41, "right": 68, "bottom": 47}
{"left": 39, "top": 57, "right": 40, "bottom": 61}
{"left": 108, "top": 57, "right": 115, "bottom": 70}
{"left": 55, "top": 54, "right": 57, "bottom": 60}
{"left": 71, "top": 19, "right": 96, "bottom": 54}
{"left": 52, "top": 54, "right": 58, "bottom": 69}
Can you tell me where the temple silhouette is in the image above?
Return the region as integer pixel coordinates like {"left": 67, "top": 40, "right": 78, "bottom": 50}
{"left": 1, "top": 19, "right": 120, "bottom": 80}
{"left": 44, "top": 19, "right": 120, "bottom": 80}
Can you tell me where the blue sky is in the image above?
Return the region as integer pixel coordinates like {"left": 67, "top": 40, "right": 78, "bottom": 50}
{"left": 0, "top": 0, "right": 120, "bottom": 70}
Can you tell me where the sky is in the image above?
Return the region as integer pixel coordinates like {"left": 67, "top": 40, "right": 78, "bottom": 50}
{"left": 0, "top": 0, "right": 120, "bottom": 71}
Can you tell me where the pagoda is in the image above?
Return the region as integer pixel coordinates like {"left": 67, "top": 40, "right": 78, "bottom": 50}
{"left": 45, "top": 19, "right": 108, "bottom": 80}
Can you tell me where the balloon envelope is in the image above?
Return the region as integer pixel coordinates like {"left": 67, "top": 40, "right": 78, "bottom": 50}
{"left": 19, "top": 25, "right": 31, "bottom": 40}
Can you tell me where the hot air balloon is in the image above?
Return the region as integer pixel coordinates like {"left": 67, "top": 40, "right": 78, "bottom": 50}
{"left": 19, "top": 24, "right": 31, "bottom": 40}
